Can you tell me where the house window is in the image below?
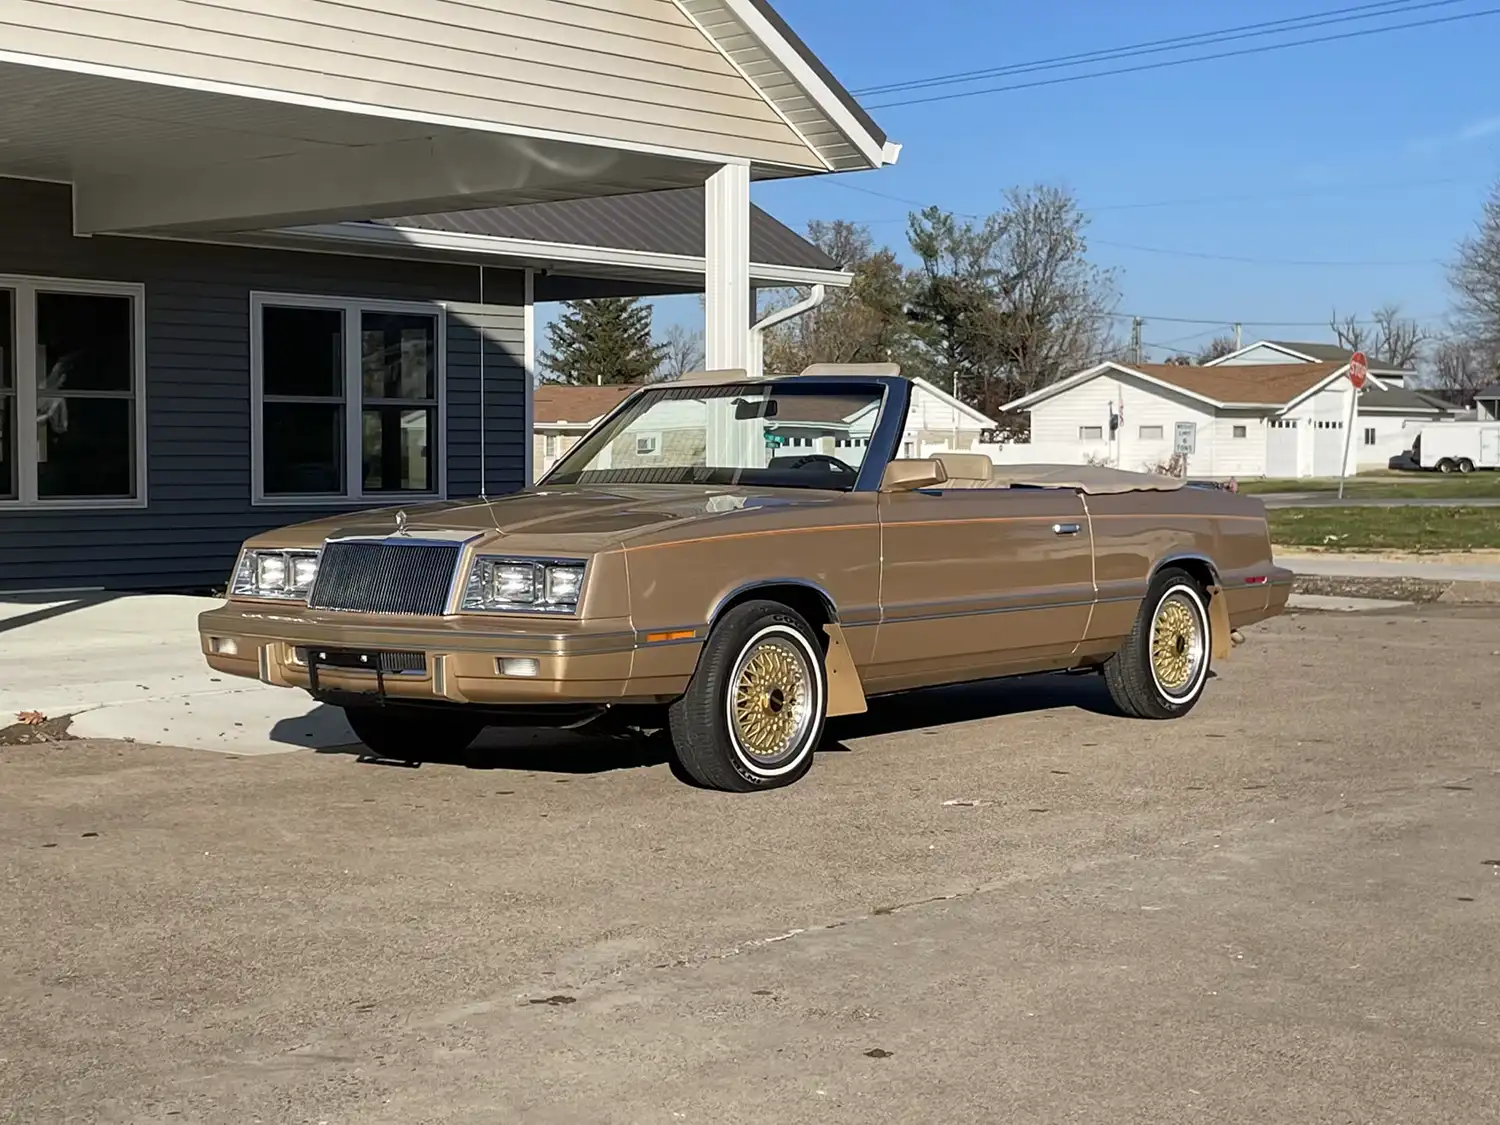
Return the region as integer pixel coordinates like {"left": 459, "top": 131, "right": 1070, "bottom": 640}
{"left": 252, "top": 294, "right": 443, "bottom": 503}
{"left": 1232, "top": 425, "right": 1247, "bottom": 439}
{"left": 1138, "top": 425, "right": 1164, "bottom": 440}
{"left": 0, "top": 278, "right": 146, "bottom": 508}
{"left": 635, "top": 433, "right": 660, "bottom": 457}
{"left": 1079, "top": 426, "right": 1103, "bottom": 440}
{"left": 544, "top": 433, "right": 558, "bottom": 460}
{"left": 1364, "top": 427, "right": 1377, "bottom": 446}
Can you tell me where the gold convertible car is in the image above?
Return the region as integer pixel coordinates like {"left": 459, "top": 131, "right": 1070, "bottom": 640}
{"left": 200, "top": 365, "right": 1292, "bottom": 791}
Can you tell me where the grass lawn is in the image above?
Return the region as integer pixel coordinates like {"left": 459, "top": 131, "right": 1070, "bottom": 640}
{"left": 1240, "top": 472, "right": 1500, "bottom": 499}
{"left": 1268, "top": 506, "right": 1500, "bottom": 551}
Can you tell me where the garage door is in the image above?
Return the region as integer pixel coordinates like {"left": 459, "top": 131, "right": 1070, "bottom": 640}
{"left": 1266, "top": 418, "right": 1299, "bottom": 477}
{"left": 1312, "top": 420, "right": 1345, "bottom": 475}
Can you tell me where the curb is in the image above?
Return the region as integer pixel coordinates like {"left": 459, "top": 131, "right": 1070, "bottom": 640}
{"left": 1437, "top": 580, "right": 1500, "bottom": 605}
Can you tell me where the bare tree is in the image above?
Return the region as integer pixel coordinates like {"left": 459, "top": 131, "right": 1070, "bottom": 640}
{"left": 906, "top": 186, "right": 1119, "bottom": 416}
{"left": 1164, "top": 354, "right": 1195, "bottom": 365}
{"left": 1428, "top": 336, "right": 1494, "bottom": 405}
{"left": 1450, "top": 179, "right": 1500, "bottom": 357}
{"left": 762, "top": 220, "right": 916, "bottom": 376}
{"left": 653, "top": 323, "right": 704, "bottom": 381}
{"left": 1330, "top": 304, "right": 1427, "bottom": 367}
{"left": 1194, "top": 335, "right": 1237, "bottom": 364}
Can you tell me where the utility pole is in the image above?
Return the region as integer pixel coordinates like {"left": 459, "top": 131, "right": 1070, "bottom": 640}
{"left": 1233, "top": 322, "right": 1242, "bottom": 350}
{"left": 1131, "top": 317, "right": 1144, "bottom": 365}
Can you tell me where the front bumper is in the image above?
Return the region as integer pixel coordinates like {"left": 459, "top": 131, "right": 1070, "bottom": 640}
{"left": 198, "top": 602, "right": 702, "bottom": 705}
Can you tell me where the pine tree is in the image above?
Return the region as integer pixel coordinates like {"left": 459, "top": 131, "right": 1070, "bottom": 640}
{"left": 540, "top": 297, "right": 667, "bottom": 385}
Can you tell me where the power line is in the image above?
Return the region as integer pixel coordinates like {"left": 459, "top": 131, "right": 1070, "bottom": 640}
{"left": 1091, "top": 237, "right": 1442, "bottom": 268}
{"left": 820, "top": 172, "right": 1487, "bottom": 225}
{"left": 855, "top": 0, "right": 1459, "bottom": 98}
{"left": 865, "top": 6, "right": 1500, "bottom": 109}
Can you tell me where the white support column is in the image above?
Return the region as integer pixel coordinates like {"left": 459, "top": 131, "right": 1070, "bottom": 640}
{"left": 704, "top": 162, "right": 752, "bottom": 372}
{"left": 523, "top": 268, "right": 536, "bottom": 487}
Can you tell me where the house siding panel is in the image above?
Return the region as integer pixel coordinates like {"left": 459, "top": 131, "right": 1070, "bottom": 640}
{"left": 0, "top": 179, "right": 525, "bottom": 592}
{"left": 2, "top": 0, "right": 815, "bottom": 168}
{"left": 1028, "top": 373, "right": 1218, "bottom": 475}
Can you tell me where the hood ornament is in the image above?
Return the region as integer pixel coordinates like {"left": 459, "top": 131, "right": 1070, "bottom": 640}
{"left": 394, "top": 510, "right": 409, "bottom": 536}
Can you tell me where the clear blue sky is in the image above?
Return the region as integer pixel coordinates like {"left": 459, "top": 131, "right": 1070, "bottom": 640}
{"left": 737, "top": 0, "right": 1500, "bottom": 358}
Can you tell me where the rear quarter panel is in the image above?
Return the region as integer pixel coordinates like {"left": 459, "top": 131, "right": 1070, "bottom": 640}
{"left": 1083, "top": 488, "right": 1281, "bottom": 651}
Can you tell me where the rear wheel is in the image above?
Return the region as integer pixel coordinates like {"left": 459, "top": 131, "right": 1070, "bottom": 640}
{"left": 1459, "top": 458, "right": 1475, "bottom": 474}
{"left": 343, "top": 704, "right": 486, "bottom": 758}
{"left": 668, "top": 600, "right": 826, "bottom": 791}
{"left": 1103, "top": 567, "right": 1213, "bottom": 720}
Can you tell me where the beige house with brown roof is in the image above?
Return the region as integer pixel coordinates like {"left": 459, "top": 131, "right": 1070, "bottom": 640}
{"left": 1001, "top": 360, "right": 1376, "bottom": 479}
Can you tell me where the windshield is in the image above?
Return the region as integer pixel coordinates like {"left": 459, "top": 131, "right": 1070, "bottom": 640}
{"left": 542, "top": 381, "right": 886, "bottom": 490}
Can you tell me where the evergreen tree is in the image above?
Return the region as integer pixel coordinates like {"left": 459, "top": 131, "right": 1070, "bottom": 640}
{"left": 540, "top": 297, "right": 667, "bottom": 385}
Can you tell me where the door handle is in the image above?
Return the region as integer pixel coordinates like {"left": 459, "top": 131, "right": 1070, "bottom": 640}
{"left": 1052, "top": 523, "right": 1082, "bottom": 535}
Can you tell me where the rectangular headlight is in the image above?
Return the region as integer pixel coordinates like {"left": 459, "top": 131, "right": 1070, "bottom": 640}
{"left": 461, "top": 558, "right": 586, "bottom": 613}
{"left": 231, "top": 549, "right": 320, "bottom": 600}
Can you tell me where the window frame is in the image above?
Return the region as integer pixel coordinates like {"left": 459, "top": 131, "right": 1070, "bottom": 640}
{"left": 0, "top": 275, "right": 148, "bottom": 511}
{"left": 1079, "top": 425, "right": 1103, "bottom": 441}
{"left": 1138, "top": 424, "right": 1164, "bottom": 441}
{"left": 1232, "top": 425, "right": 1247, "bottom": 439}
{"left": 1363, "top": 426, "right": 1377, "bottom": 446}
{"left": 250, "top": 291, "right": 447, "bottom": 507}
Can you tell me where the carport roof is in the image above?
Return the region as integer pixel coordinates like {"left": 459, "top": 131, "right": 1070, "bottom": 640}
{"left": 374, "top": 189, "right": 838, "bottom": 272}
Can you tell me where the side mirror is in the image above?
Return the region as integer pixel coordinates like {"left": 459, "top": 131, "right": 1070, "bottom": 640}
{"left": 880, "top": 459, "right": 948, "bottom": 492}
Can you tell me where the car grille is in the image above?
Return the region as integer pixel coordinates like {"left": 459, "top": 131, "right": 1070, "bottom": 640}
{"left": 307, "top": 540, "right": 460, "bottom": 616}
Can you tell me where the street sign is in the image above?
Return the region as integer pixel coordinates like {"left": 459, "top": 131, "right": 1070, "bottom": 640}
{"left": 1349, "top": 350, "right": 1368, "bottom": 390}
{"left": 1173, "top": 422, "right": 1196, "bottom": 455}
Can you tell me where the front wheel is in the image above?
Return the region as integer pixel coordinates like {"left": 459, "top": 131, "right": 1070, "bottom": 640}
{"left": 668, "top": 600, "right": 827, "bottom": 791}
{"left": 1437, "top": 458, "right": 1456, "bottom": 474}
{"left": 1103, "top": 568, "right": 1213, "bottom": 720}
{"left": 343, "top": 704, "right": 486, "bottom": 758}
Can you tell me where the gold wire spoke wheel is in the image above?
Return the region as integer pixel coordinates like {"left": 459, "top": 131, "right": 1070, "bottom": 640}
{"left": 1150, "top": 592, "right": 1204, "bottom": 698}
{"left": 729, "top": 635, "right": 813, "bottom": 764}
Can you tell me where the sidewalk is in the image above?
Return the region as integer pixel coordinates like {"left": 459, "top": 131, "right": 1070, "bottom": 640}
{"left": 0, "top": 594, "right": 355, "bottom": 755}
{"left": 1273, "top": 550, "right": 1500, "bottom": 603}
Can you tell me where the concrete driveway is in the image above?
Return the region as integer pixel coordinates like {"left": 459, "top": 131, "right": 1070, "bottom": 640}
{"left": 0, "top": 594, "right": 355, "bottom": 755}
{"left": 3, "top": 607, "right": 1498, "bottom": 1123}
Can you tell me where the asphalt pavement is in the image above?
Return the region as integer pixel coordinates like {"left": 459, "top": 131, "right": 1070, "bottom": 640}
{"left": 3, "top": 607, "right": 1499, "bottom": 1123}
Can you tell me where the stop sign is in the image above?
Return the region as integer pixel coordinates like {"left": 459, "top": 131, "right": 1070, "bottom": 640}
{"left": 1349, "top": 350, "right": 1368, "bottom": 390}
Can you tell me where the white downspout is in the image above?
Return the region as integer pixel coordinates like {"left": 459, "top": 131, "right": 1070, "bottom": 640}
{"left": 748, "top": 284, "right": 827, "bottom": 378}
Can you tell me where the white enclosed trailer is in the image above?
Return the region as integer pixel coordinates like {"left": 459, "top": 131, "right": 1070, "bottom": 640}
{"left": 1414, "top": 422, "right": 1500, "bottom": 472}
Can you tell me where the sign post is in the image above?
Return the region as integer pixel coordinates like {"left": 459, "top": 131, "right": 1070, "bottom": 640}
{"left": 1338, "top": 351, "right": 1368, "bottom": 500}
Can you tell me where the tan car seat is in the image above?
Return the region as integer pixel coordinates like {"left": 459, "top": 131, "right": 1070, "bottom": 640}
{"left": 932, "top": 453, "right": 995, "bottom": 489}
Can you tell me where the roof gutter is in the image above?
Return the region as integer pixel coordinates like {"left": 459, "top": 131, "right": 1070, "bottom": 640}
{"left": 748, "top": 284, "right": 827, "bottom": 377}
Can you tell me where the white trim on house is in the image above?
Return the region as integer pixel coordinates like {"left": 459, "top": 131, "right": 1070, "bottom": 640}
{"left": 0, "top": 274, "right": 148, "bottom": 510}
{"left": 698, "top": 0, "right": 896, "bottom": 169}
{"left": 908, "top": 376, "right": 999, "bottom": 427}
{"left": 1280, "top": 365, "right": 1389, "bottom": 411}
{"left": 272, "top": 221, "right": 855, "bottom": 290}
{"left": 1204, "top": 341, "right": 1318, "bottom": 366}
{"left": 248, "top": 291, "right": 448, "bottom": 508}
{"left": 673, "top": 2, "right": 835, "bottom": 173}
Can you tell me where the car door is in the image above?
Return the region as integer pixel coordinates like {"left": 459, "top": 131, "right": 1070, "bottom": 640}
{"left": 871, "top": 485, "right": 1096, "bottom": 688}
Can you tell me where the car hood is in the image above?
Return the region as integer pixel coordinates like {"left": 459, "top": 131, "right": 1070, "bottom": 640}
{"left": 250, "top": 485, "right": 843, "bottom": 554}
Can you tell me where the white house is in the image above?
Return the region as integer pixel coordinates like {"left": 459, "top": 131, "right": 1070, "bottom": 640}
{"left": 1000, "top": 360, "right": 1372, "bottom": 479}
{"left": 1207, "top": 339, "right": 1415, "bottom": 386}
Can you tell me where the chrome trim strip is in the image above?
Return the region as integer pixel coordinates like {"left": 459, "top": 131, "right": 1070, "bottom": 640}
{"left": 881, "top": 594, "right": 1097, "bottom": 626}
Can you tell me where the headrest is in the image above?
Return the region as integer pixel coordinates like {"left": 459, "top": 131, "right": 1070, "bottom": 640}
{"left": 933, "top": 453, "right": 995, "bottom": 482}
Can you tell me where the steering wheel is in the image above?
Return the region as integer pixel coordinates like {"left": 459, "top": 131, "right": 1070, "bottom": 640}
{"left": 786, "top": 453, "right": 857, "bottom": 475}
